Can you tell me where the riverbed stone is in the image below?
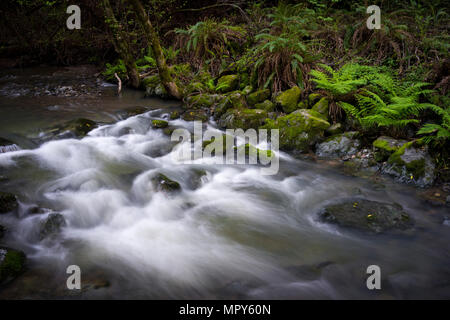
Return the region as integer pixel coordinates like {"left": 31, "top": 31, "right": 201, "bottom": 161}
{"left": 316, "top": 132, "right": 360, "bottom": 158}
{"left": 0, "top": 192, "right": 18, "bottom": 214}
{"left": 383, "top": 141, "right": 435, "bottom": 188}
{"left": 182, "top": 109, "right": 209, "bottom": 122}
{"left": 320, "top": 199, "right": 413, "bottom": 233}
{"left": 373, "top": 136, "right": 407, "bottom": 162}
{"left": 41, "top": 118, "right": 98, "bottom": 141}
{"left": 0, "top": 247, "right": 26, "bottom": 284}
{"left": 39, "top": 213, "right": 66, "bottom": 240}
{"left": 247, "top": 89, "right": 271, "bottom": 106}
{"left": 218, "top": 108, "right": 267, "bottom": 130}
{"left": 262, "top": 109, "right": 330, "bottom": 152}
{"left": 151, "top": 173, "right": 181, "bottom": 193}
{"left": 275, "top": 86, "right": 302, "bottom": 113}
{"left": 151, "top": 119, "right": 169, "bottom": 129}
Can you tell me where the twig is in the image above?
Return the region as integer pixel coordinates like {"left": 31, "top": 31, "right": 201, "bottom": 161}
{"left": 114, "top": 72, "right": 122, "bottom": 95}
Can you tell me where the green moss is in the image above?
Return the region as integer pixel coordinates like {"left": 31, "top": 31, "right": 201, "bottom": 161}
{"left": 387, "top": 141, "right": 426, "bottom": 178}
{"left": 186, "top": 94, "right": 217, "bottom": 108}
{"left": 216, "top": 75, "right": 239, "bottom": 93}
{"left": 311, "top": 97, "right": 329, "bottom": 118}
{"left": 151, "top": 120, "right": 169, "bottom": 128}
{"left": 308, "top": 93, "right": 321, "bottom": 106}
{"left": 218, "top": 108, "right": 268, "bottom": 130}
{"left": 234, "top": 143, "right": 273, "bottom": 159}
{"left": 275, "top": 86, "right": 302, "bottom": 113}
{"left": 247, "top": 89, "right": 271, "bottom": 106}
{"left": 150, "top": 174, "right": 181, "bottom": 193}
{"left": 262, "top": 109, "right": 330, "bottom": 151}
{"left": 0, "top": 248, "right": 26, "bottom": 283}
{"left": 254, "top": 100, "right": 275, "bottom": 112}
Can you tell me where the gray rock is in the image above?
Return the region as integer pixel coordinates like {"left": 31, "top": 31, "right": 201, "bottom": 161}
{"left": 316, "top": 132, "right": 360, "bottom": 158}
{"left": 320, "top": 199, "right": 414, "bottom": 233}
{"left": 0, "top": 137, "right": 20, "bottom": 153}
{"left": 39, "top": 213, "right": 66, "bottom": 240}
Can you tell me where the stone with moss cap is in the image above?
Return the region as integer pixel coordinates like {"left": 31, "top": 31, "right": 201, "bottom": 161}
{"left": 254, "top": 100, "right": 275, "bottom": 112}
{"left": 311, "top": 97, "right": 329, "bottom": 119}
{"left": 275, "top": 86, "right": 302, "bottom": 114}
{"left": 382, "top": 141, "right": 435, "bottom": 187}
{"left": 372, "top": 136, "right": 407, "bottom": 162}
{"left": 0, "top": 247, "right": 26, "bottom": 284}
{"left": 247, "top": 89, "right": 271, "bottom": 106}
{"left": 151, "top": 173, "right": 181, "bottom": 193}
{"left": 216, "top": 75, "right": 239, "bottom": 93}
{"left": 185, "top": 93, "right": 218, "bottom": 109}
{"left": 218, "top": 108, "right": 268, "bottom": 130}
{"left": 182, "top": 109, "right": 209, "bottom": 122}
{"left": 262, "top": 109, "right": 330, "bottom": 152}
{"left": 308, "top": 93, "right": 322, "bottom": 106}
{"left": 151, "top": 119, "right": 169, "bottom": 129}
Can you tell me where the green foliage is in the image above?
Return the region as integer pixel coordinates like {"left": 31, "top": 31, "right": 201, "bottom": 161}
{"left": 417, "top": 105, "right": 450, "bottom": 146}
{"left": 102, "top": 60, "right": 127, "bottom": 82}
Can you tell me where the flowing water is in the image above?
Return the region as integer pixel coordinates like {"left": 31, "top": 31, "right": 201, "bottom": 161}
{"left": 0, "top": 67, "right": 449, "bottom": 299}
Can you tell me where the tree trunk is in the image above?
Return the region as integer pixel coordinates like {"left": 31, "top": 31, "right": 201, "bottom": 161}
{"left": 101, "top": 0, "right": 140, "bottom": 88}
{"left": 129, "top": 0, "right": 182, "bottom": 99}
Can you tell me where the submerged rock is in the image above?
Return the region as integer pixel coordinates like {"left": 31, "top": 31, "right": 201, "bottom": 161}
{"left": 0, "top": 192, "right": 18, "bottom": 214}
{"left": 151, "top": 173, "right": 181, "bottom": 193}
{"left": 320, "top": 199, "right": 413, "bottom": 233}
{"left": 0, "top": 247, "right": 26, "bottom": 284}
{"left": 316, "top": 132, "right": 360, "bottom": 158}
{"left": 275, "top": 86, "right": 302, "bottom": 113}
{"left": 40, "top": 118, "right": 97, "bottom": 141}
{"left": 382, "top": 141, "right": 435, "bottom": 188}
{"left": 39, "top": 213, "right": 66, "bottom": 240}
{"left": 262, "top": 109, "right": 330, "bottom": 152}
{"left": 115, "top": 106, "right": 148, "bottom": 119}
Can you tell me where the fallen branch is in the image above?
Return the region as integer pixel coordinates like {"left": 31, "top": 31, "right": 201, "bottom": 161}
{"left": 114, "top": 72, "right": 122, "bottom": 95}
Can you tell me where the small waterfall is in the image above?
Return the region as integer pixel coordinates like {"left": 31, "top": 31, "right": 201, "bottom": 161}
{"left": 0, "top": 144, "right": 20, "bottom": 153}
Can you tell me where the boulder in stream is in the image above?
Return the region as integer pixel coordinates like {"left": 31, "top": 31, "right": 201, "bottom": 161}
{"left": 0, "top": 192, "right": 18, "bottom": 214}
{"left": 316, "top": 132, "right": 360, "bottom": 158}
{"left": 0, "top": 137, "right": 20, "bottom": 154}
{"left": 40, "top": 118, "right": 98, "bottom": 141}
{"left": 151, "top": 173, "right": 181, "bottom": 193}
{"left": 39, "top": 213, "right": 67, "bottom": 240}
{"left": 0, "top": 247, "right": 26, "bottom": 284}
{"left": 320, "top": 199, "right": 413, "bottom": 233}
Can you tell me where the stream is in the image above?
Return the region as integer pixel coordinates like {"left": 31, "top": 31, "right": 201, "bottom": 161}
{"left": 0, "top": 66, "right": 449, "bottom": 299}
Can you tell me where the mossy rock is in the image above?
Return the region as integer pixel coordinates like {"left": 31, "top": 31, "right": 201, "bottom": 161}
{"left": 247, "top": 89, "right": 271, "bottom": 106}
{"left": 262, "top": 109, "right": 330, "bottom": 152}
{"left": 184, "top": 81, "right": 210, "bottom": 95}
{"left": 297, "top": 101, "right": 307, "bottom": 109}
{"left": 0, "top": 192, "right": 18, "bottom": 214}
{"left": 143, "top": 75, "right": 169, "bottom": 99}
{"left": 218, "top": 108, "right": 268, "bottom": 130}
{"left": 326, "top": 123, "right": 343, "bottom": 135}
{"left": 150, "top": 173, "right": 181, "bottom": 193}
{"left": 216, "top": 75, "right": 239, "bottom": 93}
{"left": 202, "top": 134, "right": 232, "bottom": 156}
{"left": 0, "top": 247, "right": 26, "bottom": 284}
{"left": 40, "top": 213, "right": 66, "bottom": 240}
{"left": 117, "top": 106, "right": 148, "bottom": 119}
{"left": 241, "top": 85, "right": 253, "bottom": 95}
{"left": 308, "top": 93, "right": 322, "bottom": 106}
{"left": 212, "top": 96, "right": 233, "bottom": 120}
{"left": 254, "top": 100, "right": 275, "bottom": 112}
{"left": 320, "top": 199, "right": 413, "bottom": 233}
{"left": 373, "top": 136, "right": 407, "bottom": 162}
{"left": 383, "top": 141, "right": 435, "bottom": 187}
{"left": 182, "top": 109, "right": 209, "bottom": 122}
{"left": 227, "top": 91, "right": 247, "bottom": 109}
{"left": 169, "top": 111, "right": 181, "bottom": 120}
{"left": 234, "top": 143, "right": 273, "bottom": 160}
{"left": 275, "top": 86, "right": 302, "bottom": 113}
{"left": 151, "top": 120, "right": 169, "bottom": 129}
{"left": 185, "top": 93, "right": 218, "bottom": 109}
{"left": 41, "top": 118, "right": 97, "bottom": 141}
{"left": 311, "top": 97, "right": 329, "bottom": 118}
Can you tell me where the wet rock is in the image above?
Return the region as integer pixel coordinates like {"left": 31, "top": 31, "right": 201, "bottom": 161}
{"left": 373, "top": 136, "right": 407, "bottom": 162}
{"left": 275, "top": 86, "right": 302, "bottom": 113}
{"left": 182, "top": 109, "right": 209, "bottom": 122}
{"left": 0, "top": 192, "right": 18, "bottom": 214}
{"left": 186, "top": 94, "right": 219, "bottom": 109}
{"left": 316, "top": 132, "right": 360, "bottom": 158}
{"left": 150, "top": 173, "right": 181, "bottom": 193}
{"left": 151, "top": 120, "right": 169, "bottom": 129}
{"left": 382, "top": 141, "right": 435, "bottom": 188}
{"left": 0, "top": 225, "right": 4, "bottom": 239}
{"left": 39, "top": 213, "right": 66, "bottom": 240}
{"left": 311, "top": 97, "right": 329, "bottom": 118}
{"left": 0, "top": 247, "right": 26, "bottom": 284}
{"left": 143, "top": 75, "right": 168, "bottom": 98}
{"left": 254, "top": 100, "right": 275, "bottom": 112}
{"left": 218, "top": 108, "right": 267, "bottom": 130}
{"left": 247, "top": 89, "right": 270, "bottom": 106}
{"left": 216, "top": 75, "right": 239, "bottom": 93}
{"left": 41, "top": 118, "right": 97, "bottom": 141}
{"left": 320, "top": 199, "right": 413, "bottom": 233}
{"left": 169, "top": 111, "right": 181, "bottom": 120}
{"left": 116, "top": 106, "right": 148, "bottom": 119}
{"left": 262, "top": 109, "right": 330, "bottom": 152}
